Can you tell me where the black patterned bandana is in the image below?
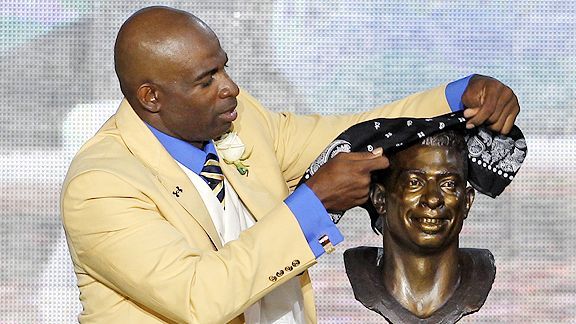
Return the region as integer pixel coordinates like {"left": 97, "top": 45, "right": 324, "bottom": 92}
{"left": 299, "top": 110, "right": 527, "bottom": 223}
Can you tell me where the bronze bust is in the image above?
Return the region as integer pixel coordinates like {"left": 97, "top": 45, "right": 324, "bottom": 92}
{"left": 344, "top": 130, "right": 496, "bottom": 324}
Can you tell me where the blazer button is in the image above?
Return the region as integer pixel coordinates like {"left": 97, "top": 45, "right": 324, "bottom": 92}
{"left": 292, "top": 260, "right": 300, "bottom": 267}
{"left": 285, "top": 266, "right": 293, "bottom": 272}
{"left": 276, "top": 270, "right": 284, "bottom": 277}
{"left": 269, "top": 275, "right": 277, "bottom": 282}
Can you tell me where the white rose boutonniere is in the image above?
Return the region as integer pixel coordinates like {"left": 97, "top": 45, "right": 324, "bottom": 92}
{"left": 215, "top": 132, "right": 251, "bottom": 176}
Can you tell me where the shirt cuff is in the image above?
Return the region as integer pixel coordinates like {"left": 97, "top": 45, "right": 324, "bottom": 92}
{"left": 285, "top": 184, "right": 344, "bottom": 258}
{"left": 445, "top": 74, "right": 475, "bottom": 112}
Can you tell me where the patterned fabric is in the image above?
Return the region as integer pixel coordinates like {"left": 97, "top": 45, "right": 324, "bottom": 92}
{"left": 200, "top": 153, "right": 225, "bottom": 208}
{"left": 299, "top": 110, "right": 527, "bottom": 223}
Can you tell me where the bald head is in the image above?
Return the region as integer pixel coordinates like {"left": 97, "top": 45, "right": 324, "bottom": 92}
{"left": 114, "top": 6, "right": 218, "bottom": 103}
{"left": 112, "top": 6, "right": 239, "bottom": 146}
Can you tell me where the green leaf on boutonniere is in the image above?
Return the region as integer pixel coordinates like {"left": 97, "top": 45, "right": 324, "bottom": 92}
{"left": 233, "top": 161, "right": 249, "bottom": 176}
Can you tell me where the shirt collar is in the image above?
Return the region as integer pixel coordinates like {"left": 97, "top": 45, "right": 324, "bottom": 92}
{"left": 146, "top": 124, "right": 218, "bottom": 174}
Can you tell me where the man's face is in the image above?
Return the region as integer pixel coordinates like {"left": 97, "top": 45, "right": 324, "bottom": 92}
{"left": 380, "top": 145, "right": 474, "bottom": 252}
{"left": 154, "top": 30, "right": 239, "bottom": 146}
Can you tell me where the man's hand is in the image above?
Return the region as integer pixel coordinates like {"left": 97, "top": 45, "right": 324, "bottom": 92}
{"left": 306, "top": 148, "right": 389, "bottom": 212}
{"left": 462, "top": 74, "right": 520, "bottom": 134}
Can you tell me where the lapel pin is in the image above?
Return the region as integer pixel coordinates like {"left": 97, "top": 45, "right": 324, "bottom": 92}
{"left": 173, "top": 186, "right": 183, "bottom": 197}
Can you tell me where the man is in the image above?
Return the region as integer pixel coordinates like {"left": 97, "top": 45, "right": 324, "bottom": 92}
{"left": 60, "top": 5, "right": 520, "bottom": 324}
{"left": 344, "top": 130, "right": 501, "bottom": 323}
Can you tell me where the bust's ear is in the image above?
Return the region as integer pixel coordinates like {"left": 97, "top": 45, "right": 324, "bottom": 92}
{"left": 136, "top": 83, "right": 161, "bottom": 113}
{"left": 464, "top": 186, "right": 476, "bottom": 219}
{"left": 370, "top": 183, "right": 387, "bottom": 215}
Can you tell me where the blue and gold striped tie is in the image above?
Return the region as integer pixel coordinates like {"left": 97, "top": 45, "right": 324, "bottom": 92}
{"left": 199, "top": 153, "right": 225, "bottom": 208}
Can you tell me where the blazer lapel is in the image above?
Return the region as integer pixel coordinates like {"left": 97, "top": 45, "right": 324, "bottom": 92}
{"left": 220, "top": 161, "right": 280, "bottom": 222}
{"left": 115, "top": 99, "right": 223, "bottom": 249}
{"left": 155, "top": 171, "right": 223, "bottom": 249}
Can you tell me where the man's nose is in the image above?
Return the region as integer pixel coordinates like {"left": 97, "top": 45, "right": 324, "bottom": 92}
{"left": 218, "top": 74, "right": 239, "bottom": 99}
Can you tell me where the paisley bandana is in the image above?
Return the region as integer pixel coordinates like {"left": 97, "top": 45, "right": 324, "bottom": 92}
{"left": 299, "top": 110, "right": 527, "bottom": 223}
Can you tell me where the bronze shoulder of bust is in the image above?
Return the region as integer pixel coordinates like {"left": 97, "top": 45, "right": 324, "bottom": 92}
{"left": 344, "top": 246, "right": 495, "bottom": 324}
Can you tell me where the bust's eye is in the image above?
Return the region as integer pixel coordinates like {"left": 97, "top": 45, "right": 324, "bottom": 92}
{"left": 408, "top": 178, "right": 422, "bottom": 188}
{"left": 441, "top": 179, "right": 456, "bottom": 190}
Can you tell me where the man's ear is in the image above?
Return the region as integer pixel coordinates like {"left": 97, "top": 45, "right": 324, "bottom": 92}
{"left": 463, "top": 186, "right": 476, "bottom": 220}
{"left": 370, "top": 183, "right": 387, "bottom": 215}
{"left": 136, "top": 83, "right": 161, "bottom": 113}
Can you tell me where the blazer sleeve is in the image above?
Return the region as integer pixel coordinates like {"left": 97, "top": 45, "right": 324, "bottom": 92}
{"left": 238, "top": 82, "right": 456, "bottom": 188}
{"left": 62, "top": 170, "right": 317, "bottom": 324}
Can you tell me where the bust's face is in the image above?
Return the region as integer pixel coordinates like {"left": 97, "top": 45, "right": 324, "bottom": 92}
{"left": 382, "top": 145, "right": 474, "bottom": 252}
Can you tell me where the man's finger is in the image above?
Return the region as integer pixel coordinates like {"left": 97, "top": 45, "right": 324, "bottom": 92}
{"left": 501, "top": 112, "right": 518, "bottom": 135}
{"left": 486, "top": 94, "right": 510, "bottom": 125}
{"left": 467, "top": 90, "right": 498, "bottom": 127}
{"left": 464, "top": 107, "right": 480, "bottom": 129}
{"left": 357, "top": 155, "right": 390, "bottom": 172}
{"left": 488, "top": 98, "right": 514, "bottom": 132}
{"left": 491, "top": 96, "right": 519, "bottom": 134}
{"left": 463, "top": 107, "right": 480, "bottom": 119}
{"left": 340, "top": 148, "right": 384, "bottom": 161}
{"left": 371, "top": 147, "right": 383, "bottom": 156}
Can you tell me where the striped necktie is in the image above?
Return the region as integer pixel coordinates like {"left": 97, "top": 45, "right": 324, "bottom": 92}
{"left": 199, "top": 153, "right": 225, "bottom": 207}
